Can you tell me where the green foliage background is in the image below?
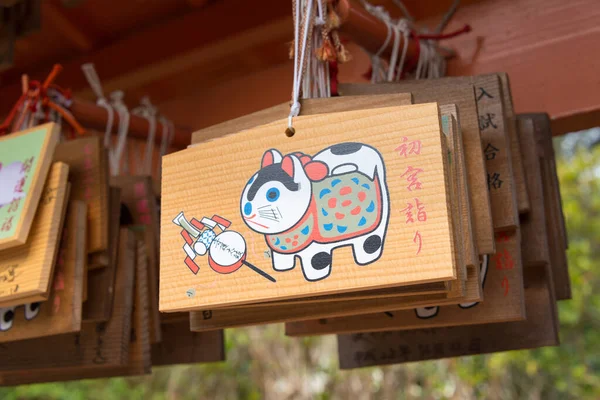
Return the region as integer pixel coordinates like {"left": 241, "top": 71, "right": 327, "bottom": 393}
{"left": 1, "top": 136, "right": 599, "bottom": 399}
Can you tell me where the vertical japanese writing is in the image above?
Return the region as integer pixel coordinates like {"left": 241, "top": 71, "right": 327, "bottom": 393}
{"left": 401, "top": 166, "right": 424, "bottom": 191}
{"left": 400, "top": 198, "right": 427, "bottom": 224}
{"left": 396, "top": 136, "right": 427, "bottom": 256}
{"left": 1, "top": 216, "right": 14, "bottom": 232}
{"left": 476, "top": 87, "right": 494, "bottom": 102}
{"left": 394, "top": 137, "right": 422, "bottom": 157}
{"left": 477, "top": 87, "right": 494, "bottom": 102}
{"left": 413, "top": 231, "right": 423, "bottom": 255}
{"left": 487, "top": 173, "right": 504, "bottom": 190}
{"left": 479, "top": 113, "right": 498, "bottom": 131}
{"left": 6, "top": 198, "right": 21, "bottom": 213}
{"left": 21, "top": 157, "right": 34, "bottom": 173}
{"left": 1, "top": 156, "right": 36, "bottom": 232}
{"left": 493, "top": 233, "right": 512, "bottom": 297}
{"left": 484, "top": 143, "right": 499, "bottom": 160}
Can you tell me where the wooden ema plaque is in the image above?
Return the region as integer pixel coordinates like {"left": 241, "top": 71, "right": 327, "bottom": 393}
{"left": 187, "top": 103, "right": 482, "bottom": 329}
{"left": 0, "top": 162, "right": 70, "bottom": 307}
{"left": 0, "top": 229, "right": 135, "bottom": 376}
{"left": 521, "top": 113, "right": 570, "bottom": 300}
{"left": 186, "top": 108, "right": 475, "bottom": 329}
{"left": 190, "top": 95, "right": 454, "bottom": 302}
{"left": 498, "top": 73, "right": 529, "bottom": 215}
{"left": 83, "top": 187, "right": 121, "bottom": 322}
{"left": 54, "top": 136, "right": 109, "bottom": 254}
{"left": 440, "top": 108, "right": 478, "bottom": 270}
{"left": 0, "top": 236, "right": 150, "bottom": 386}
{"left": 468, "top": 74, "right": 519, "bottom": 231}
{"left": 111, "top": 176, "right": 161, "bottom": 343}
{"left": 342, "top": 76, "right": 521, "bottom": 233}
{"left": 0, "top": 200, "right": 86, "bottom": 342}
{"left": 152, "top": 321, "right": 225, "bottom": 366}
{"left": 337, "top": 265, "right": 558, "bottom": 369}
{"left": 438, "top": 113, "right": 467, "bottom": 299}
{"left": 339, "top": 82, "right": 494, "bottom": 256}
{"left": 91, "top": 238, "right": 151, "bottom": 378}
{"left": 162, "top": 104, "right": 457, "bottom": 311}
{"left": 190, "top": 283, "right": 474, "bottom": 332}
{"left": 0, "top": 122, "right": 60, "bottom": 250}
{"left": 285, "top": 231, "right": 525, "bottom": 336}
{"left": 517, "top": 118, "right": 551, "bottom": 267}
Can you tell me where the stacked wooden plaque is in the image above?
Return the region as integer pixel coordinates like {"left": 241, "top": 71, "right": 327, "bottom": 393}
{"left": 160, "top": 73, "right": 569, "bottom": 368}
{"left": 0, "top": 125, "right": 224, "bottom": 386}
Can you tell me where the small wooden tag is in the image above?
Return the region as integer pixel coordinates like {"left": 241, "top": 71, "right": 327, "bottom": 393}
{"left": 498, "top": 73, "right": 530, "bottom": 214}
{"left": 0, "top": 122, "right": 60, "bottom": 250}
{"left": 54, "top": 136, "right": 110, "bottom": 254}
{"left": 0, "top": 200, "right": 86, "bottom": 342}
{"left": 112, "top": 176, "right": 162, "bottom": 344}
{"left": 105, "top": 238, "right": 152, "bottom": 377}
{"left": 517, "top": 117, "right": 551, "bottom": 267}
{"left": 471, "top": 75, "right": 519, "bottom": 231}
{"left": 152, "top": 322, "right": 225, "bottom": 366}
{"left": 83, "top": 187, "right": 122, "bottom": 322}
{"left": 337, "top": 265, "right": 557, "bottom": 369}
{"left": 0, "top": 229, "right": 135, "bottom": 374}
{"left": 521, "top": 113, "right": 570, "bottom": 299}
{"left": 0, "top": 162, "right": 70, "bottom": 306}
{"left": 439, "top": 107, "right": 478, "bottom": 269}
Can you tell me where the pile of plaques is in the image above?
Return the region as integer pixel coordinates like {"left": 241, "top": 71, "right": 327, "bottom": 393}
{"left": 0, "top": 124, "right": 223, "bottom": 386}
{"left": 160, "top": 73, "right": 568, "bottom": 369}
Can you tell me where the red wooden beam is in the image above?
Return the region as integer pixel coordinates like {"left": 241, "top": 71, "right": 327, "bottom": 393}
{"left": 69, "top": 98, "right": 192, "bottom": 148}
{"left": 0, "top": 0, "right": 291, "bottom": 112}
{"left": 423, "top": 0, "right": 600, "bottom": 135}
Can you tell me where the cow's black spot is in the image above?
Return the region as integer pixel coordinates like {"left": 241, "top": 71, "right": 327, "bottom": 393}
{"left": 364, "top": 235, "right": 382, "bottom": 254}
{"left": 330, "top": 143, "right": 362, "bottom": 155}
{"left": 311, "top": 252, "right": 332, "bottom": 270}
{"left": 3, "top": 310, "right": 14, "bottom": 323}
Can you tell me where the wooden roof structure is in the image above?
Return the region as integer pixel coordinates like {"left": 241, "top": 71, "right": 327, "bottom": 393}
{"left": 0, "top": 0, "right": 598, "bottom": 147}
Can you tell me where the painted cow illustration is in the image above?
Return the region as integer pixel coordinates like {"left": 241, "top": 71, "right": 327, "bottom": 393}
{"left": 240, "top": 142, "right": 390, "bottom": 281}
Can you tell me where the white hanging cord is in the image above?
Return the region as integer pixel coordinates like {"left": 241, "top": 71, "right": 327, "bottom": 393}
{"left": 436, "top": 0, "right": 460, "bottom": 33}
{"left": 109, "top": 91, "right": 130, "bottom": 176}
{"left": 132, "top": 96, "right": 157, "bottom": 175}
{"left": 386, "top": 21, "right": 401, "bottom": 81}
{"left": 391, "top": 0, "right": 415, "bottom": 22}
{"left": 362, "top": 0, "right": 448, "bottom": 82}
{"left": 288, "top": 0, "right": 314, "bottom": 133}
{"left": 315, "top": 0, "right": 326, "bottom": 25}
{"left": 362, "top": 2, "right": 410, "bottom": 83}
{"left": 413, "top": 39, "right": 445, "bottom": 80}
{"left": 394, "top": 20, "right": 411, "bottom": 81}
{"left": 369, "top": 8, "right": 391, "bottom": 83}
{"left": 81, "top": 63, "right": 114, "bottom": 150}
{"left": 313, "top": 0, "right": 329, "bottom": 98}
